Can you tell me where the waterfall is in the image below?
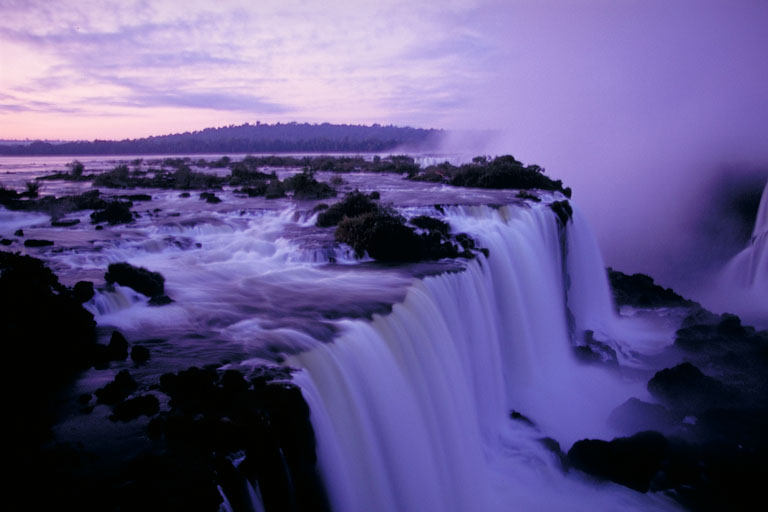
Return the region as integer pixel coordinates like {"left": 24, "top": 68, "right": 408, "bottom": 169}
{"left": 289, "top": 204, "right": 676, "bottom": 512}
{"left": 711, "top": 181, "right": 768, "bottom": 327}
{"left": 724, "top": 181, "right": 768, "bottom": 290}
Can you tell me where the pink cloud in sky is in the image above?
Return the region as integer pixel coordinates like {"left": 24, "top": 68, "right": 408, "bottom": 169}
{"left": 0, "top": 0, "right": 490, "bottom": 139}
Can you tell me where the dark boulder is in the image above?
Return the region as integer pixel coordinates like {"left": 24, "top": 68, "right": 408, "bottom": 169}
{"left": 539, "top": 437, "right": 568, "bottom": 471}
{"left": 0, "top": 238, "right": 13, "bottom": 246}
{"left": 95, "top": 370, "right": 138, "bottom": 405}
{"left": 110, "top": 394, "right": 160, "bottom": 422}
{"left": 549, "top": 200, "right": 573, "bottom": 226}
{"left": 148, "top": 294, "right": 173, "bottom": 306}
{"left": 90, "top": 201, "right": 133, "bottom": 225}
{"left": 107, "top": 331, "right": 129, "bottom": 361}
{"left": 647, "top": 363, "right": 733, "bottom": 412}
{"left": 24, "top": 239, "right": 54, "bottom": 247}
{"left": 119, "top": 194, "right": 152, "bottom": 201}
{"left": 105, "top": 262, "right": 165, "bottom": 298}
{"left": 14, "top": 229, "right": 23, "bottom": 236}
{"left": 130, "top": 345, "right": 150, "bottom": 364}
{"left": 410, "top": 215, "right": 450, "bottom": 236}
{"left": 608, "top": 398, "right": 680, "bottom": 434}
{"left": 516, "top": 191, "right": 541, "bottom": 202}
{"left": 607, "top": 268, "right": 695, "bottom": 308}
{"left": 509, "top": 410, "right": 535, "bottom": 427}
{"left": 0, "top": 252, "right": 96, "bottom": 446}
{"left": 151, "top": 366, "right": 329, "bottom": 512}
{"left": 72, "top": 281, "right": 94, "bottom": 303}
{"left": 199, "top": 192, "right": 222, "bottom": 204}
{"left": 568, "top": 431, "right": 668, "bottom": 492}
{"left": 51, "top": 219, "right": 80, "bottom": 227}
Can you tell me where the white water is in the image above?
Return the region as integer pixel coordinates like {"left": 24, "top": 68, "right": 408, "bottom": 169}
{"left": 290, "top": 204, "right": 677, "bottom": 512}
{"left": 711, "top": 181, "right": 768, "bottom": 327}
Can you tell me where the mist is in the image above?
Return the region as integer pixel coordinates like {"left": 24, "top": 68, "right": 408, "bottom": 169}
{"left": 445, "top": 0, "right": 768, "bottom": 297}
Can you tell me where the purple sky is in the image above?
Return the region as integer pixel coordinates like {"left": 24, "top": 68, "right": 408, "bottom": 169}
{"left": 1, "top": 1, "right": 766, "bottom": 142}
{"left": 2, "top": 0, "right": 767, "bottom": 279}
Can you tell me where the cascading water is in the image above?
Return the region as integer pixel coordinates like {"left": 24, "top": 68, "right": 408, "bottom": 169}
{"left": 710, "top": 181, "right": 768, "bottom": 327}
{"left": 290, "top": 204, "right": 677, "bottom": 512}
{"left": 0, "top": 156, "right": 685, "bottom": 511}
{"left": 723, "top": 181, "right": 768, "bottom": 290}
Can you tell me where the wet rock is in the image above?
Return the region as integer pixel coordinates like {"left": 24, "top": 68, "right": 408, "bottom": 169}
{"left": 119, "top": 194, "right": 152, "bottom": 201}
{"left": 0, "top": 252, "right": 96, "bottom": 446}
{"left": 107, "top": 452, "right": 224, "bottom": 511}
{"left": 568, "top": 431, "right": 668, "bottom": 492}
{"left": 105, "top": 262, "right": 165, "bottom": 298}
{"left": 95, "top": 370, "right": 138, "bottom": 405}
{"left": 410, "top": 215, "right": 450, "bottom": 236}
{"left": 539, "top": 437, "right": 568, "bottom": 471}
{"left": 0, "top": 238, "right": 13, "bottom": 245}
{"left": 72, "top": 280, "right": 94, "bottom": 303}
{"left": 24, "top": 239, "right": 54, "bottom": 247}
{"left": 90, "top": 201, "right": 133, "bottom": 225}
{"left": 130, "top": 345, "right": 150, "bottom": 364}
{"left": 234, "top": 184, "right": 268, "bottom": 197}
{"left": 110, "top": 394, "right": 160, "bottom": 422}
{"left": 574, "top": 330, "right": 619, "bottom": 366}
{"left": 179, "top": 192, "right": 190, "bottom": 198}
{"left": 107, "top": 331, "right": 129, "bottom": 361}
{"left": 509, "top": 410, "right": 536, "bottom": 427}
{"left": 516, "top": 191, "right": 541, "bottom": 202}
{"left": 148, "top": 294, "right": 173, "bottom": 306}
{"left": 647, "top": 363, "right": 733, "bottom": 412}
{"left": 199, "top": 192, "right": 222, "bottom": 204}
{"left": 14, "top": 229, "right": 23, "bottom": 236}
{"left": 608, "top": 398, "right": 680, "bottom": 434}
{"left": 680, "top": 307, "right": 721, "bottom": 328}
{"left": 152, "top": 366, "right": 329, "bottom": 512}
{"left": 607, "top": 268, "right": 695, "bottom": 308}
{"left": 549, "top": 200, "right": 573, "bottom": 226}
{"left": 51, "top": 219, "right": 80, "bottom": 227}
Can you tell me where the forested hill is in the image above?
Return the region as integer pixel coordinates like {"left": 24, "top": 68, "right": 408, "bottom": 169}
{"left": 0, "top": 122, "right": 443, "bottom": 156}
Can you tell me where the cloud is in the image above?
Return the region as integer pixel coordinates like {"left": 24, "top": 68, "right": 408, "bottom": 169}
{"left": 0, "top": 0, "right": 494, "bottom": 136}
{"left": 113, "top": 90, "right": 290, "bottom": 113}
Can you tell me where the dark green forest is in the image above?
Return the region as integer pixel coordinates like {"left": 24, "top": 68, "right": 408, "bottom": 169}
{"left": 0, "top": 122, "right": 443, "bottom": 156}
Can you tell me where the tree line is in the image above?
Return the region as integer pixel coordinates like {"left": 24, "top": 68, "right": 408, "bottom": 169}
{"left": 0, "top": 122, "right": 443, "bottom": 156}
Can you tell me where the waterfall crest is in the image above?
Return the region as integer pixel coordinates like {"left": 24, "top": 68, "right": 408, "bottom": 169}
{"left": 290, "top": 204, "right": 676, "bottom": 512}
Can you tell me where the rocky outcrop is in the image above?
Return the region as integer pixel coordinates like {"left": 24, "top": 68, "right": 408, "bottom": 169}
{"left": 607, "top": 268, "right": 696, "bottom": 308}
{"left": 105, "top": 262, "right": 166, "bottom": 298}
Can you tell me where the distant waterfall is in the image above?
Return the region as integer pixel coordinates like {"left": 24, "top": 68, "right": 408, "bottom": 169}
{"left": 290, "top": 204, "right": 675, "bottom": 512}
{"left": 724, "top": 181, "right": 768, "bottom": 290}
{"left": 713, "top": 181, "right": 768, "bottom": 327}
